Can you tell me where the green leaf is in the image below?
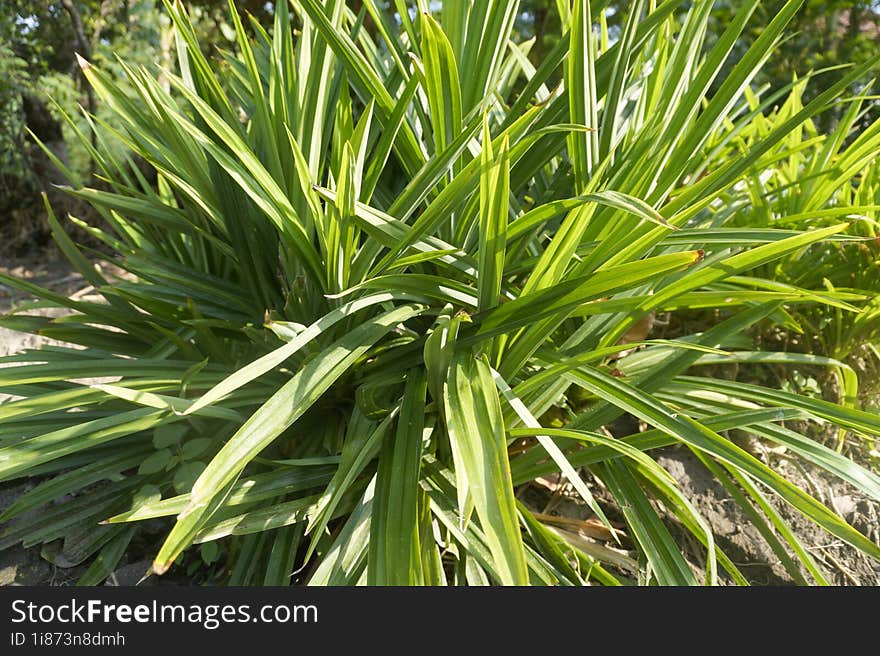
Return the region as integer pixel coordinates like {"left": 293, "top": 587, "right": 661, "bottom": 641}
{"left": 471, "top": 250, "right": 702, "bottom": 341}
{"left": 444, "top": 350, "right": 528, "bottom": 585}
{"left": 153, "top": 424, "right": 189, "bottom": 449}
{"left": 567, "top": 0, "right": 599, "bottom": 188}
{"left": 369, "top": 368, "right": 427, "bottom": 585}
{"left": 153, "top": 303, "right": 425, "bottom": 573}
{"left": 173, "top": 461, "right": 207, "bottom": 495}
{"left": 185, "top": 293, "right": 416, "bottom": 415}
{"left": 180, "top": 438, "right": 212, "bottom": 460}
{"left": 419, "top": 12, "right": 463, "bottom": 156}
{"left": 600, "top": 459, "right": 698, "bottom": 586}
{"left": 304, "top": 410, "right": 393, "bottom": 560}
{"left": 77, "top": 527, "right": 137, "bottom": 586}
{"left": 138, "top": 449, "right": 173, "bottom": 475}
{"left": 477, "top": 120, "right": 510, "bottom": 313}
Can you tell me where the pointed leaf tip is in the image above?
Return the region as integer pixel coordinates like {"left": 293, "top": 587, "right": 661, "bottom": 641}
{"left": 152, "top": 560, "right": 170, "bottom": 575}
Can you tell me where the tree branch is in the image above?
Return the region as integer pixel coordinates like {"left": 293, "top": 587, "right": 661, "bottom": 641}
{"left": 59, "top": 0, "right": 97, "bottom": 163}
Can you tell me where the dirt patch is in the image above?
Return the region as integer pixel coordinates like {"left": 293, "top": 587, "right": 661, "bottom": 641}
{"left": 656, "top": 446, "right": 880, "bottom": 585}
{"left": 0, "top": 249, "right": 88, "bottom": 353}
{"left": 519, "top": 443, "right": 880, "bottom": 585}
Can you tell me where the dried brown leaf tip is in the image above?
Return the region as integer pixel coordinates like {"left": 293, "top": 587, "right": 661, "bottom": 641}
{"left": 152, "top": 560, "right": 170, "bottom": 576}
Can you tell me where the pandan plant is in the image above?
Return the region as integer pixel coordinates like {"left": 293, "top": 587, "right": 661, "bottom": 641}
{"left": 2, "top": 0, "right": 879, "bottom": 585}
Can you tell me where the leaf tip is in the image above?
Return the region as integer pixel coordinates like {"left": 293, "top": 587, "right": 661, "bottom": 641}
{"left": 152, "top": 559, "right": 171, "bottom": 576}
